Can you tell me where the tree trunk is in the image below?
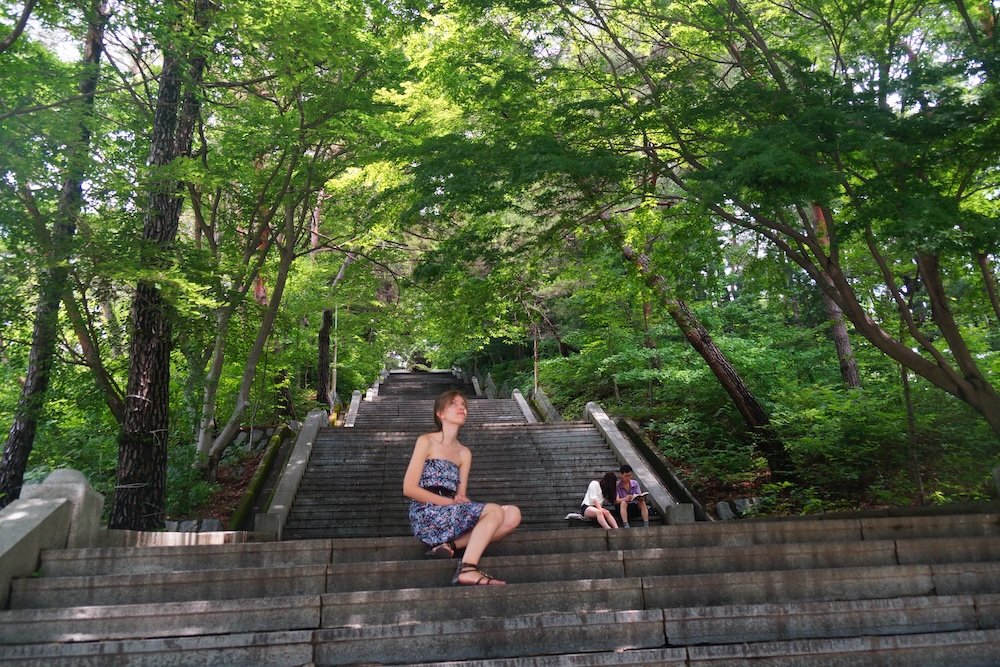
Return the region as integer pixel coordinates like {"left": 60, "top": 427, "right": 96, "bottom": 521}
{"left": 62, "top": 292, "right": 125, "bottom": 423}
{"left": 621, "top": 245, "right": 798, "bottom": 482}
{"left": 809, "top": 204, "right": 861, "bottom": 388}
{"left": 276, "top": 369, "right": 296, "bottom": 420}
{"left": 110, "top": 0, "right": 210, "bottom": 529}
{"left": 822, "top": 292, "right": 861, "bottom": 388}
{"left": 0, "top": 279, "right": 68, "bottom": 507}
{"left": 0, "top": 1, "right": 107, "bottom": 509}
{"left": 667, "top": 297, "right": 797, "bottom": 482}
{"left": 316, "top": 308, "right": 333, "bottom": 406}
{"left": 206, "top": 201, "right": 299, "bottom": 468}
{"left": 0, "top": 0, "right": 39, "bottom": 54}
{"left": 803, "top": 230, "right": 1000, "bottom": 435}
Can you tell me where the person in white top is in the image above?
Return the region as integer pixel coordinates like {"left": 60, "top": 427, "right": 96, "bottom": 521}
{"left": 580, "top": 472, "right": 620, "bottom": 529}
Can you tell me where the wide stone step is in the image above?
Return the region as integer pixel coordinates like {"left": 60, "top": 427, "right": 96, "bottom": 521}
{"left": 4, "top": 588, "right": 998, "bottom": 659}
{"left": 15, "top": 538, "right": 1000, "bottom": 608}
{"left": 0, "top": 595, "right": 321, "bottom": 644}
{"left": 0, "top": 629, "right": 317, "bottom": 666}
{"left": 403, "top": 630, "right": 1000, "bottom": 667}
{"left": 310, "top": 610, "right": 1000, "bottom": 666}
{"left": 6, "top": 627, "right": 999, "bottom": 667}
{"left": 35, "top": 514, "right": 1000, "bottom": 578}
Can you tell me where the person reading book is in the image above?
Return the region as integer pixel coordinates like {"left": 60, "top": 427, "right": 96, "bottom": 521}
{"left": 616, "top": 464, "right": 649, "bottom": 528}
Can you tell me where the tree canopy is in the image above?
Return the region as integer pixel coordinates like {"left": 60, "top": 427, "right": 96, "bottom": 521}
{"left": 1, "top": 0, "right": 997, "bottom": 523}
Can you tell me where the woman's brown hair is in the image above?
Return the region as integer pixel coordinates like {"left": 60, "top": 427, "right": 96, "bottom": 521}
{"left": 433, "top": 390, "right": 467, "bottom": 430}
{"left": 600, "top": 472, "right": 618, "bottom": 506}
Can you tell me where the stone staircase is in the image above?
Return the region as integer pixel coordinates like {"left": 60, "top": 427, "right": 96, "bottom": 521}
{"left": 284, "top": 371, "right": 632, "bottom": 538}
{"left": 4, "top": 513, "right": 1000, "bottom": 664}
{"left": 3, "top": 370, "right": 1000, "bottom": 664}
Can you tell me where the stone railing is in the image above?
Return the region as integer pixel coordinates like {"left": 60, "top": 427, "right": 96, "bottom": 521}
{"left": 254, "top": 408, "right": 326, "bottom": 540}
{"left": 0, "top": 469, "right": 103, "bottom": 609}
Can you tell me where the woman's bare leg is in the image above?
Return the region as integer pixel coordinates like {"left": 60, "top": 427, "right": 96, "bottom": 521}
{"left": 452, "top": 504, "right": 520, "bottom": 550}
{"left": 455, "top": 503, "right": 507, "bottom": 584}
{"left": 584, "top": 505, "right": 612, "bottom": 529}
{"left": 496, "top": 504, "right": 521, "bottom": 539}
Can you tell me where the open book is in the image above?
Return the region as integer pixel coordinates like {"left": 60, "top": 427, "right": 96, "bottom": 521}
{"left": 626, "top": 492, "right": 649, "bottom": 499}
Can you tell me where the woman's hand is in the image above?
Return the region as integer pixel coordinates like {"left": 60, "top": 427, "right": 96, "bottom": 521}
{"left": 454, "top": 492, "right": 470, "bottom": 503}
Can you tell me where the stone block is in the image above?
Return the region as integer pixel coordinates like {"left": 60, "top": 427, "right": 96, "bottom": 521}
{"left": 663, "top": 503, "right": 695, "bottom": 524}
{"left": 733, "top": 496, "right": 760, "bottom": 515}
{"left": 0, "top": 497, "right": 71, "bottom": 609}
{"left": 0, "top": 629, "right": 316, "bottom": 666}
{"left": 314, "top": 610, "right": 667, "bottom": 665}
{"left": 716, "top": 501, "right": 736, "bottom": 520}
{"left": 20, "top": 469, "right": 104, "bottom": 548}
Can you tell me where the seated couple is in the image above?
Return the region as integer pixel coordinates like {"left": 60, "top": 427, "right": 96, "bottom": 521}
{"left": 581, "top": 464, "right": 650, "bottom": 529}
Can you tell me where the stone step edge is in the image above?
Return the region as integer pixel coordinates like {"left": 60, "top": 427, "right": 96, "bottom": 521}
{"left": 14, "top": 558, "right": 1000, "bottom": 610}
{"left": 2, "top": 591, "right": 998, "bottom": 648}
{"left": 35, "top": 516, "right": 1000, "bottom": 575}
{"left": 40, "top": 526, "right": 1000, "bottom": 579}
{"left": 4, "top": 628, "right": 998, "bottom": 666}
{"left": 403, "top": 629, "right": 1000, "bottom": 667}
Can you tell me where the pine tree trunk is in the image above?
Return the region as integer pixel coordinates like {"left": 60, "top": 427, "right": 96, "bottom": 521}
{"left": 822, "top": 292, "right": 861, "bottom": 388}
{"left": 0, "top": 278, "right": 65, "bottom": 507}
{"left": 665, "top": 298, "right": 797, "bottom": 482}
{"left": 0, "top": 1, "right": 107, "bottom": 508}
{"left": 111, "top": 0, "right": 209, "bottom": 527}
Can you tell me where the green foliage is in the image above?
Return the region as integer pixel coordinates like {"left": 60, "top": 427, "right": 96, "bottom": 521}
{"left": 11, "top": 362, "right": 119, "bottom": 505}
{"left": 3, "top": 0, "right": 999, "bottom": 525}
{"left": 165, "top": 445, "right": 218, "bottom": 518}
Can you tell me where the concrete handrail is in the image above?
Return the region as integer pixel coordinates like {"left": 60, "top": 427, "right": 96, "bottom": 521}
{"left": 511, "top": 389, "right": 538, "bottom": 424}
{"left": 228, "top": 424, "right": 291, "bottom": 530}
{"left": 254, "top": 409, "right": 325, "bottom": 540}
{"left": 530, "top": 387, "right": 563, "bottom": 422}
{"left": 617, "top": 418, "right": 709, "bottom": 521}
{"left": 584, "top": 401, "right": 677, "bottom": 519}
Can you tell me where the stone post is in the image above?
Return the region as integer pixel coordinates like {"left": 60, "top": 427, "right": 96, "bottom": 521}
{"left": 0, "top": 469, "right": 104, "bottom": 608}
{"left": 20, "top": 469, "right": 105, "bottom": 548}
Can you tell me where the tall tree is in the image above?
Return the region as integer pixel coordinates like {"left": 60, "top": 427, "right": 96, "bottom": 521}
{"left": 110, "top": 0, "right": 212, "bottom": 529}
{"left": 618, "top": 241, "right": 798, "bottom": 481}
{"left": 538, "top": 0, "right": 1000, "bottom": 438}
{"left": 0, "top": 0, "right": 108, "bottom": 508}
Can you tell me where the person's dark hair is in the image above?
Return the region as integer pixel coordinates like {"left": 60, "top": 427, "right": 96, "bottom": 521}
{"left": 599, "top": 472, "right": 618, "bottom": 505}
{"left": 619, "top": 464, "right": 633, "bottom": 474}
{"left": 433, "top": 390, "right": 466, "bottom": 430}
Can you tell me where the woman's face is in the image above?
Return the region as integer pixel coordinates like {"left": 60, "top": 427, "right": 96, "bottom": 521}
{"left": 436, "top": 395, "right": 467, "bottom": 426}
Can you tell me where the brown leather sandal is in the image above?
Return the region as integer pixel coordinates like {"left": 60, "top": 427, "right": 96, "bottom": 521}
{"left": 451, "top": 561, "right": 505, "bottom": 586}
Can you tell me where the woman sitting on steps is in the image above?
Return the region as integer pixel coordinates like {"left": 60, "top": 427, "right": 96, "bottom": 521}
{"left": 403, "top": 390, "right": 522, "bottom": 586}
{"left": 580, "top": 472, "right": 620, "bottom": 529}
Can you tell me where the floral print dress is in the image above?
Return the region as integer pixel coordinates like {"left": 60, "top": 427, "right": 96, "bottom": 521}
{"left": 408, "top": 458, "right": 485, "bottom": 546}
